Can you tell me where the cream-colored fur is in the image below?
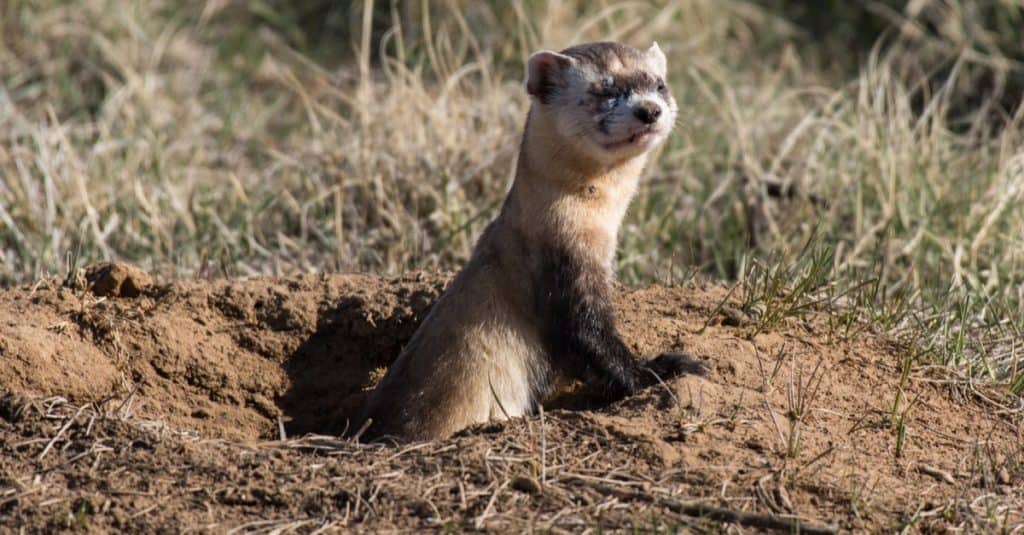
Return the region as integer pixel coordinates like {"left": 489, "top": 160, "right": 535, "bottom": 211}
{"left": 358, "top": 41, "right": 677, "bottom": 441}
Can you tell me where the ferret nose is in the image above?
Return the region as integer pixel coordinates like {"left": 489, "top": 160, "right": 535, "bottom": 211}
{"left": 633, "top": 102, "right": 661, "bottom": 124}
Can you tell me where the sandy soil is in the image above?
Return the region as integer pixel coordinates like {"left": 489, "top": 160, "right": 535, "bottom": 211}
{"left": 1, "top": 263, "right": 1021, "bottom": 532}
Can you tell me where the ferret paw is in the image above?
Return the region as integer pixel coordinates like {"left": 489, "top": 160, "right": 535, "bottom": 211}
{"left": 643, "top": 351, "right": 707, "bottom": 383}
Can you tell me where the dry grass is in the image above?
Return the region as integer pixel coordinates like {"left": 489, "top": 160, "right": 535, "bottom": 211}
{"left": 3, "top": 376, "right": 1020, "bottom": 531}
{"left": 1, "top": 0, "right": 1023, "bottom": 385}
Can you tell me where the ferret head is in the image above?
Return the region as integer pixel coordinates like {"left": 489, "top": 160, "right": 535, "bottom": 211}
{"left": 525, "top": 41, "right": 677, "bottom": 166}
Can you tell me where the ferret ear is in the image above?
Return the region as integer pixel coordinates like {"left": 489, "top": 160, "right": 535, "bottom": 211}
{"left": 646, "top": 42, "right": 667, "bottom": 78}
{"left": 525, "top": 50, "right": 574, "bottom": 100}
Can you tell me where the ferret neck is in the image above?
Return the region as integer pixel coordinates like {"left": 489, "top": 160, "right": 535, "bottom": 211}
{"left": 515, "top": 109, "right": 603, "bottom": 186}
{"left": 502, "top": 106, "right": 648, "bottom": 257}
{"left": 514, "top": 108, "right": 647, "bottom": 191}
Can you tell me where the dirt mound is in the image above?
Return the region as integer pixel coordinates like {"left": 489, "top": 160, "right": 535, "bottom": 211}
{"left": 1, "top": 265, "right": 1021, "bottom": 531}
{"left": 1, "top": 268, "right": 446, "bottom": 440}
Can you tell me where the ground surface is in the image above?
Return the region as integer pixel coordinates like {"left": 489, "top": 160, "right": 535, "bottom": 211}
{"left": 1, "top": 264, "right": 1021, "bottom": 532}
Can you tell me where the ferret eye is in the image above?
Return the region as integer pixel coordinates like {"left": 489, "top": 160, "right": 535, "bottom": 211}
{"left": 656, "top": 79, "right": 667, "bottom": 92}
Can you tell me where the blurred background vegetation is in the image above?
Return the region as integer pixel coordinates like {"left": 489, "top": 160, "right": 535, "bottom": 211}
{"left": 1, "top": 1, "right": 1022, "bottom": 384}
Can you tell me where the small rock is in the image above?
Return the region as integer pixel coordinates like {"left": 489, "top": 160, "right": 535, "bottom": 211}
{"left": 744, "top": 438, "right": 766, "bottom": 452}
{"left": 510, "top": 476, "right": 542, "bottom": 495}
{"left": 84, "top": 262, "right": 153, "bottom": 298}
{"left": 410, "top": 499, "right": 434, "bottom": 517}
{"left": 721, "top": 306, "right": 751, "bottom": 327}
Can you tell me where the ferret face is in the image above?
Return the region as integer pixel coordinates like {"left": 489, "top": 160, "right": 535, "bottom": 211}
{"left": 526, "top": 41, "right": 678, "bottom": 165}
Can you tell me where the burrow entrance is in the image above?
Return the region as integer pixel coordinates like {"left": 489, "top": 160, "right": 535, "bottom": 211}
{"left": 0, "top": 269, "right": 450, "bottom": 440}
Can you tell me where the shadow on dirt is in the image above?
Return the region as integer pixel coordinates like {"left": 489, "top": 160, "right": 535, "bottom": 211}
{"left": 277, "top": 286, "right": 438, "bottom": 436}
{"left": 275, "top": 279, "right": 630, "bottom": 438}
{"left": 0, "top": 265, "right": 667, "bottom": 441}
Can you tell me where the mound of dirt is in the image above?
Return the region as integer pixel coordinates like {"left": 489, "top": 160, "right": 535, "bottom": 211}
{"left": 1, "top": 267, "right": 446, "bottom": 440}
{"left": 81, "top": 261, "right": 154, "bottom": 298}
{"left": 1, "top": 264, "right": 1021, "bottom": 532}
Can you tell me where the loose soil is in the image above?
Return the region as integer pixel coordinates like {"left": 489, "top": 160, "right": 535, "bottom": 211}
{"left": 1, "top": 264, "right": 1021, "bottom": 532}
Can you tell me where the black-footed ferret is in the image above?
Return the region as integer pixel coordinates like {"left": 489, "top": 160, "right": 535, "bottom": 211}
{"left": 357, "top": 41, "right": 703, "bottom": 442}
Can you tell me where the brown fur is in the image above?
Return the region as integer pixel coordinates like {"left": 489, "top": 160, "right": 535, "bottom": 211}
{"left": 357, "top": 42, "right": 677, "bottom": 441}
